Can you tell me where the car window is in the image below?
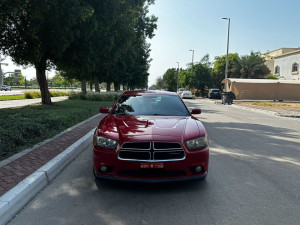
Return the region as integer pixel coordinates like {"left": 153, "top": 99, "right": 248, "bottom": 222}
{"left": 112, "top": 94, "right": 190, "bottom": 116}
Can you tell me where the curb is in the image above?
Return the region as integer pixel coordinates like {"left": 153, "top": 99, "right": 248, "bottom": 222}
{"left": 0, "top": 128, "right": 95, "bottom": 225}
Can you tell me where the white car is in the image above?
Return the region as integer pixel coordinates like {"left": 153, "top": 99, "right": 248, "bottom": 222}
{"left": 181, "top": 91, "right": 193, "bottom": 99}
{"left": 0, "top": 85, "right": 12, "bottom": 91}
{"left": 177, "top": 88, "right": 186, "bottom": 95}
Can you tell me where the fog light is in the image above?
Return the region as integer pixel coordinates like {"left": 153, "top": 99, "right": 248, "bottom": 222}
{"left": 195, "top": 166, "right": 202, "bottom": 173}
{"left": 100, "top": 166, "right": 107, "bottom": 172}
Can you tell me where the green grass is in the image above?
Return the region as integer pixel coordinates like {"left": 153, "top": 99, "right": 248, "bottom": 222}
{"left": 0, "top": 95, "right": 25, "bottom": 101}
{"left": 0, "top": 100, "right": 113, "bottom": 161}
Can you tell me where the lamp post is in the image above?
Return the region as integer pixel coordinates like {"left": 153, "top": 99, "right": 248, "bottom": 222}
{"left": 189, "top": 50, "right": 194, "bottom": 66}
{"left": 176, "top": 62, "right": 179, "bottom": 91}
{"left": 222, "top": 17, "right": 230, "bottom": 93}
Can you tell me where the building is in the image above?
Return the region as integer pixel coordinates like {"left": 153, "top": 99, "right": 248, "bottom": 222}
{"left": 262, "top": 48, "right": 300, "bottom": 80}
{"left": 222, "top": 78, "right": 300, "bottom": 101}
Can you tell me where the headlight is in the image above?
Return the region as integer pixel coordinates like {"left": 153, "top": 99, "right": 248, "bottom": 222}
{"left": 185, "top": 135, "right": 208, "bottom": 150}
{"left": 96, "top": 136, "right": 118, "bottom": 149}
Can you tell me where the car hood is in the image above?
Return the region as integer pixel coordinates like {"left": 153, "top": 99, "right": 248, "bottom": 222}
{"left": 97, "top": 115, "right": 206, "bottom": 143}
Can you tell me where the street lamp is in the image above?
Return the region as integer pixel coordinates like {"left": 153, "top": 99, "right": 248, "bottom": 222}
{"left": 189, "top": 50, "right": 194, "bottom": 66}
{"left": 222, "top": 17, "right": 230, "bottom": 93}
{"left": 176, "top": 62, "right": 179, "bottom": 91}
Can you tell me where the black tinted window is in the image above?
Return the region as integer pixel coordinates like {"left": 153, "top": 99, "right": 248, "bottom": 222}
{"left": 112, "top": 95, "right": 189, "bottom": 116}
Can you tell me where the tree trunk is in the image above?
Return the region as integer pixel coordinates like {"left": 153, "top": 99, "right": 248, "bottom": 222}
{"left": 95, "top": 76, "right": 100, "bottom": 92}
{"left": 107, "top": 82, "right": 111, "bottom": 92}
{"left": 36, "top": 63, "right": 52, "bottom": 105}
{"left": 89, "top": 82, "right": 93, "bottom": 91}
{"left": 114, "top": 82, "right": 120, "bottom": 92}
{"left": 81, "top": 79, "right": 87, "bottom": 94}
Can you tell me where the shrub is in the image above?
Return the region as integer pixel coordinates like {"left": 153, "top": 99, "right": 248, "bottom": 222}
{"left": 266, "top": 74, "right": 279, "bottom": 80}
{"left": 69, "top": 91, "right": 120, "bottom": 101}
{"left": 24, "top": 90, "right": 69, "bottom": 99}
{"left": 24, "top": 91, "right": 41, "bottom": 99}
{"left": 49, "top": 90, "right": 70, "bottom": 97}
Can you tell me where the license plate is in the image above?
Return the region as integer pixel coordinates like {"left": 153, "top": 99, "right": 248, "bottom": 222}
{"left": 141, "top": 163, "right": 164, "bottom": 169}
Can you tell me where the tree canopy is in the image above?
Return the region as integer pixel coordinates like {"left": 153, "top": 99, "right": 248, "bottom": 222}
{"left": 0, "top": 0, "right": 157, "bottom": 104}
{"left": 156, "top": 51, "right": 271, "bottom": 94}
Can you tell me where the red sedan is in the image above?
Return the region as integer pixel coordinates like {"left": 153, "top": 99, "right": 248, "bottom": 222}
{"left": 93, "top": 90, "right": 209, "bottom": 182}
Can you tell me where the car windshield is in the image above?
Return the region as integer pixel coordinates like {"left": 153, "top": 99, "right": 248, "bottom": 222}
{"left": 112, "top": 94, "right": 190, "bottom": 116}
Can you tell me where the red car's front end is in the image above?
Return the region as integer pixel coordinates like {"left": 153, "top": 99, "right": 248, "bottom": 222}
{"left": 93, "top": 91, "right": 209, "bottom": 182}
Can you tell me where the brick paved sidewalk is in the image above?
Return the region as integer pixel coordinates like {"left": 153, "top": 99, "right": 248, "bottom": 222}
{"left": 0, "top": 114, "right": 105, "bottom": 196}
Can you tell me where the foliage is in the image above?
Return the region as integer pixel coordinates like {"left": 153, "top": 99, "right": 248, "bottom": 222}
{"left": 155, "top": 77, "right": 167, "bottom": 90}
{"left": 158, "top": 55, "right": 212, "bottom": 94}
{"left": 24, "top": 90, "right": 69, "bottom": 99}
{"left": 3, "top": 73, "right": 25, "bottom": 86}
{"left": 49, "top": 72, "right": 79, "bottom": 88}
{"left": 231, "top": 52, "right": 270, "bottom": 78}
{"left": 212, "top": 53, "right": 239, "bottom": 89}
{"left": 1, "top": 1, "right": 156, "bottom": 103}
{"left": 186, "top": 63, "right": 212, "bottom": 94}
{"left": 162, "top": 68, "right": 178, "bottom": 91}
{"left": 69, "top": 91, "right": 119, "bottom": 101}
{"left": 266, "top": 74, "right": 279, "bottom": 80}
{"left": 24, "top": 91, "right": 41, "bottom": 99}
{"left": 178, "top": 69, "right": 192, "bottom": 88}
{"left": 55, "top": 0, "right": 157, "bottom": 92}
{"left": 0, "top": 100, "right": 113, "bottom": 160}
{"left": 0, "top": 0, "right": 96, "bottom": 104}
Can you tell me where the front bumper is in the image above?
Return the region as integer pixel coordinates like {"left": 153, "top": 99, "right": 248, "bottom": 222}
{"left": 93, "top": 146, "right": 209, "bottom": 182}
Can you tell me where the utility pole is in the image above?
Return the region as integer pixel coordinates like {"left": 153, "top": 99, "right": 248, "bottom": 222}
{"left": 176, "top": 62, "right": 180, "bottom": 91}
{"left": 222, "top": 17, "right": 230, "bottom": 93}
{"left": 189, "top": 50, "right": 194, "bottom": 66}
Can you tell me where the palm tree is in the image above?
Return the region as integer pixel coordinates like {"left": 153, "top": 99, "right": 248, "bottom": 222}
{"left": 232, "top": 52, "right": 270, "bottom": 79}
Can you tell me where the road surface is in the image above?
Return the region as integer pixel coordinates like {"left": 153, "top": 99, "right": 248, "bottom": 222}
{"left": 9, "top": 99, "right": 300, "bottom": 225}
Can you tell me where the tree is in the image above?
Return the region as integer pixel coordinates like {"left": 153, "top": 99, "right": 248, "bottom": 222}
{"left": 55, "top": 0, "right": 157, "bottom": 92}
{"left": 212, "top": 53, "right": 239, "bottom": 89}
{"left": 0, "top": 0, "right": 94, "bottom": 104}
{"left": 178, "top": 69, "right": 192, "bottom": 88}
{"left": 186, "top": 63, "right": 212, "bottom": 94}
{"left": 3, "top": 73, "right": 24, "bottom": 86}
{"left": 232, "top": 52, "right": 270, "bottom": 78}
{"left": 155, "top": 77, "right": 166, "bottom": 90}
{"left": 162, "top": 68, "right": 178, "bottom": 92}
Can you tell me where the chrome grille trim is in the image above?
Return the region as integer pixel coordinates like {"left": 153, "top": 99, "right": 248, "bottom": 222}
{"left": 118, "top": 142, "right": 186, "bottom": 162}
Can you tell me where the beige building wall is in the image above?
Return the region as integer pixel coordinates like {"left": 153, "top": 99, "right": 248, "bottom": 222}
{"left": 224, "top": 79, "right": 300, "bottom": 101}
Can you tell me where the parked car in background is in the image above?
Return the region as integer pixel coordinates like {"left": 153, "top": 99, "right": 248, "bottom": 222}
{"left": 177, "top": 88, "right": 186, "bottom": 95}
{"left": 93, "top": 90, "right": 209, "bottom": 182}
{"left": 181, "top": 91, "right": 193, "bottom": 99}
{"left": 208, "top": 89, "right": 221, "bottom": 99}
{"left": 0, "top": 85, "right": 12, "bottom": 91}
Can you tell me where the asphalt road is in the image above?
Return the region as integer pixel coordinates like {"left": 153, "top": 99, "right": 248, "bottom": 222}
{"left": 9, "top": 99, "right": 300, "bottom": 225}
{"left": 0, "top": 89, "right": 23, "bottom": 96}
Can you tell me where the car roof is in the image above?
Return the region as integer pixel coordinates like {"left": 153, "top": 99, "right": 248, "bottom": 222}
{"left": 122, "top": 90, "right": 178, "bottom": 96}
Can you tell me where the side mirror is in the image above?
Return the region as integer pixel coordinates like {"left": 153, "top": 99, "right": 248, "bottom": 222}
{"left": 99, "top": 107, "right": 109, "bottom": 114}
{"left": 191, "top": 108, "right": 201, "bottom": 114}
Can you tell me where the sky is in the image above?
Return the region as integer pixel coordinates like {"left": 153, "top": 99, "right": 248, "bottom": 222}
{"left": 147, "top": 0, "right": 300, "bottom": 85}
{"left": 1, "top": 0, "right": 300, "bottom": 85}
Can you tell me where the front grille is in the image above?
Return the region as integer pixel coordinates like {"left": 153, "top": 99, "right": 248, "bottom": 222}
{"left": 118, "top": 142, "right": 185, "bottom": 161}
